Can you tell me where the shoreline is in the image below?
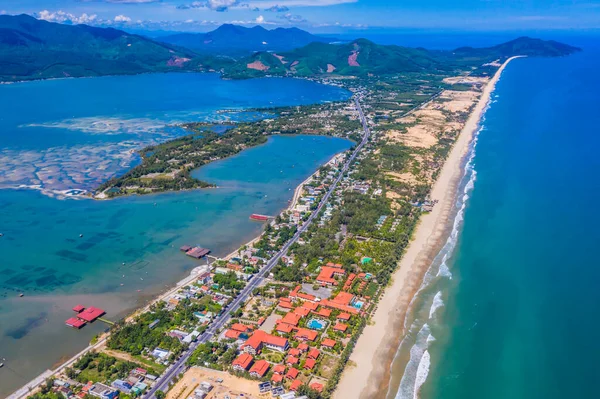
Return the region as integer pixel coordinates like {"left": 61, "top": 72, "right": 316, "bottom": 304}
{"left": 333, "top": 56, "right": 522, "bottom": 399}
{"left": 6, "top": 144, "right": 347, "bottom": 399}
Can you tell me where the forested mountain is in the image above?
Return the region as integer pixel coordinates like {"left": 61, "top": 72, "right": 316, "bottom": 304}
{"left": 160, "top": 24, "right": 333, "bottom": 56}
{"left": 0, "top": 14, "right": 198, "bottom": 82}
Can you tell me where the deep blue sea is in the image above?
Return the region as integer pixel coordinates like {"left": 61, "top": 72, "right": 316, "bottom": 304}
{"left": 383, "top": 36, "right": 600, "bottom": 399}
{"left": 0, "top": 73, "right": 351, "bottom": 396}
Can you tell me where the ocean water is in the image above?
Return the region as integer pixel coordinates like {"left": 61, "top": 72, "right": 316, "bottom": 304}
{"left": 0, "top": 73, "right": 351, "bottom": 396}
{"left": 387, "top": 36, "right": 600, "bottom": 399}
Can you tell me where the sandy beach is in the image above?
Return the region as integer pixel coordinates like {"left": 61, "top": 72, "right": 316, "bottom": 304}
{"left": 333, "top": 56, "right": 522, "bottom": 399}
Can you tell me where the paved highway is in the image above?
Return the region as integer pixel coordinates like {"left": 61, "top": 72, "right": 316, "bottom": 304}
{"left": 146, "top": 97, "right": 370, "bottom": 398}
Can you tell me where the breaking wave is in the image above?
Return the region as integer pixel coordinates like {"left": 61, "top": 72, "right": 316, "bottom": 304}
{"left": 391, "top": 111, "right": 491, "bottom": 399}
{"left": 396, "top": 324, "right": 433, "bottom": 399}
{"left": 428, "top": 291, "right": 444, "bottom": 320}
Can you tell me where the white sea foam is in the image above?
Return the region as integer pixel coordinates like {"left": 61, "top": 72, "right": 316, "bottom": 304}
{"left": 394, "top": 100, "right": 489, "bottom": 399}
{"left": 413, "top": 349, "right": 431, "bottom": 399}
{"left": 428, "top": 291, "right": 444, "bottom": 320}
{"left": 396, "top": 324, "right": 432, "bottom": 399}
{"left": 435, "top": 254, "right": 453, "bottom": 279}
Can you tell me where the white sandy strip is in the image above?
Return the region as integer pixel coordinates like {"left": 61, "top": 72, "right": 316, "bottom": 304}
{"left": 333, "top": 56, "right": 523, "bottom": 399}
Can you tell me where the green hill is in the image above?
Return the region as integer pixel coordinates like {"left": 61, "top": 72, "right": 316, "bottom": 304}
{"left": 222, "top": 37, "right": 581, "bottom": 79}
{"left": 0, "top": 14, "right": 200, "bottom": 82}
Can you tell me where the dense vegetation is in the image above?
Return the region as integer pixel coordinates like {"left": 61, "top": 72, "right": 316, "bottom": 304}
{"left": 222, "top": 37, "right": 580, "bottom": 79}
{"left": 0, "top": 14, "right": 206, "bottom": 82}
{"left": 0, "top": 15, "right": 580, "bottom": 83}
{"left": 106, "top": 300, "right": 217, "bottom": 357}
{"left": 96, "top": 126, "right": 267, "bottom": 197}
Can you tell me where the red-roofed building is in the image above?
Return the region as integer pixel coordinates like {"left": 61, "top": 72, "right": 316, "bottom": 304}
{"left": 65, "top": 317, "right": 86, "bottom": 329}
{"left": 273, "top": 364, "right": 286, "bottom": 374}
{"left": 322, "top": 338, "right": 336, "bottom": 348}
{"left": 303, "top": 301, "right": 318, "bottom": 311}
{"left": 343, "top": 273, "right": 357, "bottom": 291}
{"left": 295, "top": 328, "right": 318, "bottom": 342}
{"left": 243, "top": 330, "right": 289, "bottom": 354}
{"left": 286, "top": 355, "right": 299, "bottom": 365}
{"left": 298, "top": 343, "right": 309, "bottom": 352}
{"left": 72, "top": 304, "right": 85, "bottom": 313}
{"left": 271, "top": 374, "right": 283, "bottom": 384}
{"left": 232, "top": 353, "right": 253, "bottom": 371}
{"left": 308, "top": 348, "right": 320, "bottom": 360}
{"left": 314, "top": 308, "right": 332, "bottom": 318}
{"left": 249, "top": 360, "right": 270, "bottom": 377}
{"left": 276, "top": 323, "right": 294, "bottom": 334}
{"left": 337, "top": 312, "right": 351, "bottom": 321}
{"left": 285, "top": 368, "right": 299, "bottom": 380}
{"left": 294, "top": 307, "right": 311, "bottom": 317}
{"left": 288, "top": 348, "right": 301, "bottom": 357}
{"left": 333, "top": 323, "right": 348, "bottom": 332}
{"left": 231, "top": 323, "right": 251, "bottom": 332}
{"left": 290, "top": 379, "right": 303, "bottom": 392}
{"left": 225, "top": 329, "right": 241, "bottom": 340}
{"left": 310, "top": 382, "right": 324, "bottom": 393}
{"left": 280, "top": 312, "right": 301, "bottom": 327}
{"left": 331, "top": 292, "right": 354, "bottom": 306}
{"left": 289, "top": 285, "right": 317, "bottom": 302}
{"left": 304, "top": 358, "right": 316, "bottom": 370}
{"left": 278, "top": 298, "right": 294, "bottom": 309}
{"left": 77, "top": 306, "right": 105, "bottom": 322}
{"left": 319, "top": 299, "right": 359, "bottom": 315}
{"left": 316, "top": 266, "right": 346, "bottom": 286}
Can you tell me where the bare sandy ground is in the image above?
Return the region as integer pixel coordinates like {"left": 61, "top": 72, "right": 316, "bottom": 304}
{"left": 166, "top": 367, "right": 262, "bottom": 399}
{"left": 333, "top": 57, "right": 522, "bottom": 399}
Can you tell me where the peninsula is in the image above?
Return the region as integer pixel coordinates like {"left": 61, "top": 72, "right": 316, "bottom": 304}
{"left": 2, "top": 15, "right": 579, "bottom": 399}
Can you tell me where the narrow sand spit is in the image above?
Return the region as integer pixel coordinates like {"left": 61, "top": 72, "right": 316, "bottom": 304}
{"left": 333, "top": 56, "right": 523, "bottom": 399}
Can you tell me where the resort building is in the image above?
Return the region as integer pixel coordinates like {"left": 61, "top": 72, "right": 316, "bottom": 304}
{"left": 249, "top": 360, "right": 270, "bottom": 378}
{"left": 243, "top": 330, "right": 289, "bottom": 354}
{"left": 232, "top": 353, "right": 253, "bottom": 372}
{"left": 316, "top": 265, "right": 346, "bottom": 286}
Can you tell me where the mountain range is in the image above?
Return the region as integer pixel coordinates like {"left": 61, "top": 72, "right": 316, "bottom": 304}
{"left": 0, "top": 14, "right": 198, "bottom": 82}
{"left": 221, "top": 36, "right": 581, "bottom": 78}
{"left": 159, "top": 24, "right": 334, "bottom": 56}
{"left": 0, "top": 14, "right": 581, "bottom": 83}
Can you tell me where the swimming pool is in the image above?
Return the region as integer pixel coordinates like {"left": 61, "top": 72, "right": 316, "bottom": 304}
{"left": 307, "top": 318, "right": 327, "bottom": 330}
{"left": 353, "top": 301, "right": 364, "bottom": 309}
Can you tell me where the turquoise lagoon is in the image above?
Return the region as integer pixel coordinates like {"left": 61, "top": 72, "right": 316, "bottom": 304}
{"left": 0, "top": 73, "right": 351, "bottom": 396}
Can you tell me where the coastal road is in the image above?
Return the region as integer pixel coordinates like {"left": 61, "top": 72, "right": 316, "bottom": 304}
{"left": 146, "top": 97, "right": 370, "bottom": 398}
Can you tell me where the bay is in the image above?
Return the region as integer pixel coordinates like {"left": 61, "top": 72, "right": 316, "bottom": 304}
{"left": 0, "top": 73, "right": 351, "bottom": 397}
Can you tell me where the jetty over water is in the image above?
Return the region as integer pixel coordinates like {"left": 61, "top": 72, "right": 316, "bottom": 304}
{"left": 65, "top": 304, "right": 106, "bottom": 329}
{"left": 181, "top": 246, "right": 211, "bottom": 259}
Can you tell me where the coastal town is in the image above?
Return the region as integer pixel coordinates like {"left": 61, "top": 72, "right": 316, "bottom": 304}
{"left": 14, "top": 51, "right": 504, "bottom": 399}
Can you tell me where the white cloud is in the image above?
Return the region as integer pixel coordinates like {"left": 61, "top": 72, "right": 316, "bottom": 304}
{"left": 176, "top": 0, "right": 354, "bottom": 12}
{"left": 36, "top": 10, "right": 98, "bottom": 24}
{"left": 256, "top": 15, "right": 265, "bottom": 23}
{"left": 250, "top": 0, "right": 356, "bottom": 6}
{"left": 177, "top": 0, "right": 242, "bottom": 11}
{"left": 265, "top": 5, "right": 289, "bottom": 12}
{"left": 278, "top": 12, "right": 306, "bottom": 23}
{"left": 114, "top": 14, "right": 132, "bottom": 22}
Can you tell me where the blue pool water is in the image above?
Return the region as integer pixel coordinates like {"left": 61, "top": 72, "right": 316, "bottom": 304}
{"left": 308, "top": 319, "right": 327, "bottom": 330}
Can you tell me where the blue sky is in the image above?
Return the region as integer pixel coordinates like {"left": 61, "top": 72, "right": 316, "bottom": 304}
{"left": 2, "top": 0, "right": 599, "bottom": 32}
